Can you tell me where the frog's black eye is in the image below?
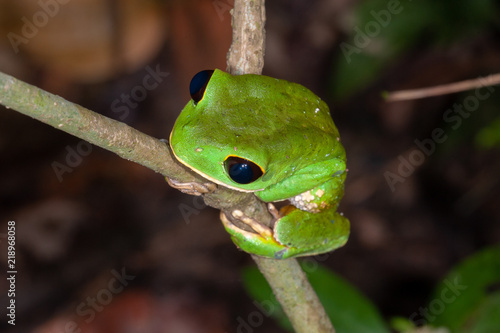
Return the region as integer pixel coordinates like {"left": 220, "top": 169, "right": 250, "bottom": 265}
{"left": 189, "top": 70, "right": 214, "bottom": 104}
{"left": 225, "top": 156, "right": 264, "bottom": 184}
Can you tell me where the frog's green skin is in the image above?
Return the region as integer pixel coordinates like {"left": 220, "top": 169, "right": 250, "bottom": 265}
{"left": 170, "top": 69, "right": 349, "bottom": 259}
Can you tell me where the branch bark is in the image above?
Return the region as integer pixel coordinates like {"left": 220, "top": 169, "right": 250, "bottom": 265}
{"left": 227, "top": 1, "right": 335, "bottom": 332}
{"left": 0, "top": 70, "right": 266, "bottom": 222}
{"left": 0, "top": 72, "right": 187, "bottom": 180}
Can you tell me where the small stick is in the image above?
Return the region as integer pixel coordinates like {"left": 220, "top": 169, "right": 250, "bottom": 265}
{"left": 227, "top": 1, "right": 335, "bottom": 332}
{"left": 384, "top": 73, "right": 500, "bottom": 102}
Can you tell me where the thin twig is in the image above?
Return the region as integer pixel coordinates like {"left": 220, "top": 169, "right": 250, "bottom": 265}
{"left": 0, "top": 72, "right": 185, "bottom": 179}
{"left": 384, "top": 73, "right": 500, "bottom": 102}
{"left": 227, "top": 1, "right": 335, "bottom": 332}
{"left": 227, "top": 0, "right": 265, "bottom": 75}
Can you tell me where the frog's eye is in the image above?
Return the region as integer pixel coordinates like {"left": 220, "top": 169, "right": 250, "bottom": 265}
{"left": 189, "top": 70, "right": 214, "bottom": 104}
{"left": 225, "top": 156, "right": 264, "bottom": 184}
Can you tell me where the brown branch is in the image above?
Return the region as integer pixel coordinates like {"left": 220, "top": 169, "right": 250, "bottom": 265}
{"left": 227, "top": 0, "right": 266, "bottom": 75}
{"left": 0, "top": 72, "right": 186, "bottom": 180}
{"left": 384, "top": 73, "right": 500, "bottom": 102}
{"left": 226, "top": 1, "right": 335, "bottom": 332}
{"left": 0, "top": 70, "right": 263, "bottom": 234}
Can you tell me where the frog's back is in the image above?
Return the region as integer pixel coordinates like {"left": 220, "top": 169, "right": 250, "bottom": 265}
{"left": 208, "top": 70, "right": 343, "bottom": 175}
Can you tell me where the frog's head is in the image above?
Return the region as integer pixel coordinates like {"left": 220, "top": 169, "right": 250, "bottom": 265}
{"left": 170, "top": 69, "right": 345, "bottom": 199}
{"left": 170, "top": 69, "right": 274, "bottom": 193}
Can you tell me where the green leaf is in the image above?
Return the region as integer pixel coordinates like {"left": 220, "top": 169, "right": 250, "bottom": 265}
{"left": 429, "top": 246, "right": 500, "bottom": 333}
{"left": 241, "top": 261, "right": 390, "bottom": 333}
{"left": 241, "top": 265, "right": 293, "bottom": 331}
{"left": 390, "top": 316, "right": 417, "bottom": 332}
{"left": 331, "top": 52, "right": 386, "bottom": 100}
{"left": 475, "top": 116, "right": 500, "bottom": 149}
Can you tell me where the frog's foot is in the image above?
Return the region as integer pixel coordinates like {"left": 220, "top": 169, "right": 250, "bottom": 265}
{"left": 267, "top": 203, "right": 281, "bottom": 219}
{"left": 166, "top": 177, "right": 216, "bottom": 196}
{"left": 220, "top": 209, "right": 291, "bottom": 259}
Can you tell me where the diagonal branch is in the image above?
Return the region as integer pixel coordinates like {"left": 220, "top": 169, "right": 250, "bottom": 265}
{"left": 0, "top": 70, "right": 265, "bottom": 224}
{"left": 384, "top": 73, "right": 500, "bottom": 102}
{"left": 0, "top": 71, "right": 187, "bottom": 180}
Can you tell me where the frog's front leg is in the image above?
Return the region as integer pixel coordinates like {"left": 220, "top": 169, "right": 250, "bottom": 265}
{"left": 221, "top": 175, "right": 350, "bottom": 259}
{"left": 221, "top": 206, "right": 349, "bottom": 259}
{"left": 166, "top": 177, "right": 217, "bottom": 196}
{"left": 220, "top": 204, "right": 294, "bottom": 259}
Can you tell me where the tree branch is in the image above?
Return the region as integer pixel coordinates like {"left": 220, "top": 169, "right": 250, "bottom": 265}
{"left": 0, "top": 72, "right": 186, "bottom": 179}
{"left": 384, "top": 73, "right": 500, "bottom": 102}
{"left": 227, "top": 1, "right": 335, "bottom": 332}
{"left": 227, "top": 0, "right": 266, "bottom": 75}
{"left": 0, "top": 70, "right": 265, "bottom": 230}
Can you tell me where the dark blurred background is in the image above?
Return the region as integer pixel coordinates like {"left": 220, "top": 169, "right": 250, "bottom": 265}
{"left": 0, "top": 0, "right": 499, "bottom": 332}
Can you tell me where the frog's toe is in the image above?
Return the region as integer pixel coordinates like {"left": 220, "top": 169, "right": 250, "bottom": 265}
{"left": 220, "top": 210, "right": 291, "bottom": 259}
{"left": 166, "top": 177, "right": 216, "bottom": 196}
{"left": 220, "top": 210, "right": 271, "bottom": 242}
